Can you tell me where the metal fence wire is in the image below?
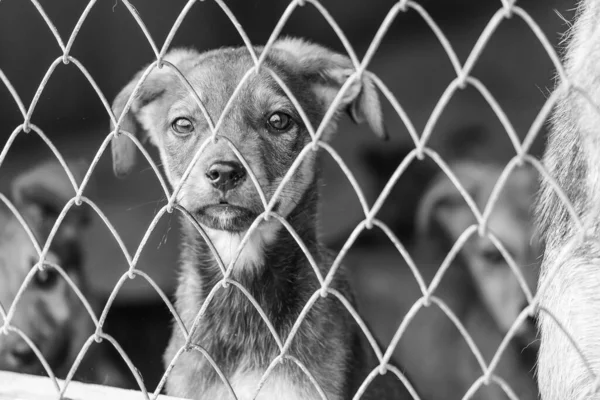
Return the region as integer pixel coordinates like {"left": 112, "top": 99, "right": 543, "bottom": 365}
{"left": 0, "top": 0, "right": 596, "bottom": 399}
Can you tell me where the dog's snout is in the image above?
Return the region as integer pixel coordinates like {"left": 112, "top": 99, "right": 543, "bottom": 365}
{"left": 205, "top": 162, "right": 246, "bottom": 192}
{"left": 8, "top": 343, "right": 38, "bottom": 367}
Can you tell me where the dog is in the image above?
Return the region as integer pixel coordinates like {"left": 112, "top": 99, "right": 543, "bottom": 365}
{"left": 535, "top": 1, "right": 600, "bottom": 398}
{"left": 326, "top": 124, "right": 505, "bottom": 253}
{"left": 348, "top": 160, "right": 540, "bottom": 399}
{"left": 0, "top": 159, "right": 129, "bottom": 387}
{"left": 110, "top": 38, "right": 414, "bottom": 399}
{"left": 416, "top": 161, "right": 541, "bottom": 352}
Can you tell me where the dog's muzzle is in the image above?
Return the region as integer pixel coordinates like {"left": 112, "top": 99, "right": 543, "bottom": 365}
{"left": 205, "top": 161, "right": 246, "bottom": 193}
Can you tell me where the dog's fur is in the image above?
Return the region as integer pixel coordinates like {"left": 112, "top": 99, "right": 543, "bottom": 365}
{"left": 111, "top": 38, "right": 411, "bottom": 399}
{"left": 535, "top": 1, "right": 600, "bottom": 398}
{"left": 326, "top": 124, "right": 506, "bottom": 252}
{"left": 349, "top": 160, "right": 540, "bottom": 399}
{"left": 0, "top": 159, "right": 128, "bottom": 387}
{"left": 417, "top": 162, "right": 541, "bottom": 348}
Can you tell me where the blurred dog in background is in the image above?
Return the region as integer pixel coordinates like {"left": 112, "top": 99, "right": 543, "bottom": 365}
{"left": 0, "top": 159, "right": 129, "bottom": 387}
{"left": 327, "top": 125, "right": 498, "bottom": 251}
{"left": 337, "top": 126, "right": 541, "bottom": 399}
{"left": 415, "top": 161, "right": 541, "bottom": 352}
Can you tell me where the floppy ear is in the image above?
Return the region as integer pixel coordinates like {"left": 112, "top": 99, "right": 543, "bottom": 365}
{"left": 111, "top": 48, "right": 200, "bottom": 177}
{"left": 274, "top": 37, "right": 386, "bottom": 140}
{"left": 11, "top": 159, "right": 92, "bottom": 242}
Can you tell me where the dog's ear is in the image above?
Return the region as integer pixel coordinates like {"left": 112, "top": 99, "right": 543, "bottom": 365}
{"left": 111, "top": 49, "right": 199, "bottom": 177}
{"left": 416, "top": 164, "right": 485, "bottom": 242}
{"left": 274, "top": 37, "right": 386, "bottom": 140}
{"left": 12, "top": 159, "right": 92, "bottom": 242}
{"left": 111, "top": 67, "right": 171, "bottom": 178}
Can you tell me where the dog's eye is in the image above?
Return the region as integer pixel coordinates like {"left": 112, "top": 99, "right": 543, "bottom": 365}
{"left": 171, "top": 117, "right": 194, "bottom": 135}
{"left": 33, "top": 267, "right": 60, "bottom": 290}
{"left": 267, "top": 112, "right": 293, "bottom": 132}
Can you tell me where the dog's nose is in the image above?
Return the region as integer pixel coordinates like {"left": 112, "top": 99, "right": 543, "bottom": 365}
{"left": 8, "top": 344, "right": 38, "bottom": 367}
{"left": 206, "top": 161, "right": 246, "bottom": 191}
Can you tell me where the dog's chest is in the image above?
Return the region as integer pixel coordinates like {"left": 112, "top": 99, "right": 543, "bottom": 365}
{"left": 166, "top": 327, "right": 335, "bottom": 400}
{"left": 226, "top": 370, "right": 315, "bottom": 400}
{"left": 176, "top": 368, "right": 326, "bottom": 400}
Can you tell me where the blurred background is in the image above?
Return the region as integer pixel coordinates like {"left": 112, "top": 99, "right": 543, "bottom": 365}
{"left": 0, "top": 0, "right": 575, "bottom": 396}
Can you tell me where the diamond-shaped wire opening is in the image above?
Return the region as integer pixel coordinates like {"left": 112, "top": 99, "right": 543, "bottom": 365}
{"left": 1, "top": 0, "right": 599, "bottom": 399}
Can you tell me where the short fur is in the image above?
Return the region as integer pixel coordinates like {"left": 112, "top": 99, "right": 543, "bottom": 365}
{"left": 535, "top": 1, "right": 600, "bottom": 398}
{"left": 0, "top": 160, "right": 127, "bottom": 387}
{"left": 111, "top": 38, "right": 410, "bottom": 399}
{"left": 417, "top": 161, "right": 541, "bottom": 347}
{"left": 350, "top": 160, "right": 540, "bottom": 400}
{"left": 326, "top": 124, "right": 504, "bottom": 252}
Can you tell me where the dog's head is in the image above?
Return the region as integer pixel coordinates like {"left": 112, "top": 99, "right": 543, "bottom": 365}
{"left": 416, "top": 161, "right": 541, "bottom": 348}
{"left": 0, "top": 160, "right": 92, "bottom": 376}
{"left": 110, "top": 38, "right": 385, "bottom": 234}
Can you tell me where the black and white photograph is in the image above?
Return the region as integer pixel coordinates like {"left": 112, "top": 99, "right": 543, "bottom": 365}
{"left": 0, "top": 1, "right": 593, "bottom": 399}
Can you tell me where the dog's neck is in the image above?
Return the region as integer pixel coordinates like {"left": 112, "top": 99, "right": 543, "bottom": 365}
{"left": 175, "top": 181, "right": 323, "bottom": 360}
{"left": 166, "top": 173, "right": 355, "bottom": 397}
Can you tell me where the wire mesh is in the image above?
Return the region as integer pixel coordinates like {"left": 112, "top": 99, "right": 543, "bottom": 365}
{"left": 0, "top": 0, "right": 593, "bottom": 399}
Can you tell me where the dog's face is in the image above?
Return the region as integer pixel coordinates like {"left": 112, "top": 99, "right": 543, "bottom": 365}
{"left": 417, "top": 162, "right": 540, "bottom": 347}
{"left": 111, "top": 38, "right": 385, "bottom": 234}
{"left": 0, "top": 161, "right": 91, "bottom": 377}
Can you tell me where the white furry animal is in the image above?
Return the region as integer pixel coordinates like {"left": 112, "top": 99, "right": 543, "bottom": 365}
{"left": 0, "top": 159, "right": 127, "bottom": 387}
{"left": 110, "top": 38, "right": 411, "bottom": 399}
{"left": 535, "top": 1, "right": 600, "bottom": 399}
{"left": 349, "top": 160, "right": 540, "bottom": 400}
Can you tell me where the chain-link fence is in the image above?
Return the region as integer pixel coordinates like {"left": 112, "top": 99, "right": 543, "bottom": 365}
{"left": 0, "top": 0, "right": 594, "bottom": 399}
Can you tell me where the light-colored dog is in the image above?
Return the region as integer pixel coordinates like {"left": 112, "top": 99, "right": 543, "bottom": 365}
{"left": 110, "top": 38, "right": 412, "bottom": 399}
{"left": 0, "top": 159, "right": 128, "bottom": 387}
{"left": 350, "top": 160, "right": 540, "bottom": 400}
{"left": 535, "top": 1, "right": 600, "bottom": 398}
{"left": 416, "top": 161, "right": 541, "bottom": 349}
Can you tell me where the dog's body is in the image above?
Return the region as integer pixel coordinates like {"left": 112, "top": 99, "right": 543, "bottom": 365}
{"left": 165, "top": 222, "right": 399, "bottom": 400}
{"left": 111, "top": 39, "right": 411, "bottom": 399}
{"left": 348, "top": 161, "right": 540, "bottom": 399}
{"left": 535, "top": 1, "right": 600, "bottom": 398}
{"left": 0, "top": 160, "right": 128, "bottom": 387}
